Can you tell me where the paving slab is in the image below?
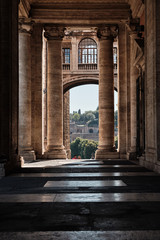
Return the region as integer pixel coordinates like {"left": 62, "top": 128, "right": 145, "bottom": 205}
{"left": 1, "top": 231, "right": 160, "bottom": 240}
{"left": 44, "top": 180, "right": 127, "bottom": 188}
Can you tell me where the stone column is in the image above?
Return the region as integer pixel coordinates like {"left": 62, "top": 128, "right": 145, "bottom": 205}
{"left": 118, "top": 24, "right": 128, "bottom": 159}
{"left": 42, "top": 35, "right": 48, "bottom": 153}
{"left": 128, "top": 32, "right": 139, "bottom": 159}
{"left": 44, "top": 26, "right": 67, "bottom": 159}
{"left": 95, "top": 26, "right": 119, "bottom": 159}
{"left": 19, "top": 18, "right": 36, "bottom": 162}
{"left": 0, "top": 0, "right": 20, "bottom": 174}
{"left": 63, "top": 91, "right": 71, "bottom": 159}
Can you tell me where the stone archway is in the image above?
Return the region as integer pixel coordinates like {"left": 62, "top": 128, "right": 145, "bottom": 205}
{"left": 63, "top": 75, "right": 118, "bottom": 159}
{"left": 63, "top": 76, "right": 99, "bottom": 159}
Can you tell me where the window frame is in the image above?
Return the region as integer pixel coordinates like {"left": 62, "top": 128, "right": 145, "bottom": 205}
{"left": 62, "top": 48, "right": 70, "bottom": 64}
{"left": 78, "top": 38, "right": 97, "bottom": 64}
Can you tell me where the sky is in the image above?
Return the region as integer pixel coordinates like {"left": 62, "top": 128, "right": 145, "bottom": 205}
{"left": 70, "top": 84, "right": 118, "bottom": 114}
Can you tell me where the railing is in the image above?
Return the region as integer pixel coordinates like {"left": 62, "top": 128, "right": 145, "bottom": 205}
{"left": 63, "top": 63, "right": 116, "bottom": 72}
{"left": 78, "top": 64, "right": 97, "bottom": 70}
{"left": 63, "top": 64, "right": 70, "bottom": 70}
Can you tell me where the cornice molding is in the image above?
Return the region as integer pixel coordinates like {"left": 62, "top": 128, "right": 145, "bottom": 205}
{"left": 31, "top": 0, "right": 128, "bottom": 4}
{"left": 30, "top": 3, "right": 131, "bottom": 24}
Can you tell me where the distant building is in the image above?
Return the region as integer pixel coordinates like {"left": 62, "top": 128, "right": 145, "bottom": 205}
{"left": 70, "top": 121, "right": 99, "bottom": 142}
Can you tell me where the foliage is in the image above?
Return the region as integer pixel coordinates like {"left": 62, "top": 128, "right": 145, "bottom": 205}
{"left": 115, "top": 136, "right": 118, "bottom": 149}
{"left": 85, "top": 112, "right": 95, "bottom": 122}
{"left": 71, "top": 137, "right": 98, "bottom": 159}
{"left": 70, "top": 137, "right": 82, "bottom": 157}
{"left": 88, "top": 119, "right": 99, "bottom": 127}
{"left": 70, "top": 107, "right": 98, "bottom": 124}
{"left": 114, "top": 110, "right": 118, "bottom": 129}
{"left": 83, "top": 140, "right": 98, "bottom": 159}
{"left": 72, "top": 113, "right": 80, "bottom": 122}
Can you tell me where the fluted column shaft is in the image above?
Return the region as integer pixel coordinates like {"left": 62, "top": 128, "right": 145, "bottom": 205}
{"left": 44, "top": 26, "right": 66, "bottom": 159}
{"left": 19, "top": 19, "right": 35, "bottom": 162}
{"left": 96, "top": 26, "right": 118, "bottom": 159}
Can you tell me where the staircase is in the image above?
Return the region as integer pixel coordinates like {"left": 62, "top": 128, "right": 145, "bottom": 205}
{"left": 0, "top": 159, "right": 160, "bottom": 239}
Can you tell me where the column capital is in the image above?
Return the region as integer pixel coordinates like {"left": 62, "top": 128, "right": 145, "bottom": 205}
{"left": 44, "top": 26, "right": 66, "bottom": 40}
{"left": 19, "top": 18, "right": 34, "bottom": 34}
{"left": 97, "top": 25, "right": 118, "bottom": 40}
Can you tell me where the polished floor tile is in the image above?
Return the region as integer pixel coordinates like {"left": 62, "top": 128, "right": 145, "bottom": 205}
{"left": 1, "top": 158, "right": 160, "bottom": 236}
{"left": 56, "top": 165, "right": 142, "bottom": 168}
{"left": 23, "top": 159, "right": 134, "bottom": 168}
{"left": 11, "top": 172, "right": 158, "bottom": 177}
{"left": 0, "top": 194, "right": 55, "bottom": 202}
{"left": 1, "top": 231, "right": 160, "bottom": 240}
{"left": 1, "top": 192, "right": 160, "bottom": 202}
{"left": 44, "top": 180, "right": 127, "bottom": 188}
{"left": 54, "top": 192, "right": 160, "bottom": 202}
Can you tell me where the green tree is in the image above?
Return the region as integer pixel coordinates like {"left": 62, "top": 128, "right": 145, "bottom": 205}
{"left": 83, "top": 140, "right": 98, "bottom": 159}
{"left": 85, "top": 112, "right": 95, "bottom": 122}
{"left": 115, "top": 136, "right": 118, "bottom": 149}
{"left": 72, "top": 113, "right": 80, "bottom": 122}
{"left": 70, "top": 137, "right": 82, "bottom": 158}
{"left": 71, "top": 137, "right": 98, "bottom": 159}
{"left": 114, "top": 110, "right": 118, "bottom": 128}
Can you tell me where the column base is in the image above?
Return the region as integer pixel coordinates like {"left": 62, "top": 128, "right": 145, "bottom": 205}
{"left": 0, "top": 159, "right": 6, "bottom": 178}
{"left": 66, "top": 149, "right": 71, "bottom": 159}
{"left": 43, "top": 146, "right": 67, "bottom": 159}
{"left": 95, "top": 149, "right": 120, "bottom": 160}
{"left": 20, "top": 150, "right": 36, "bottom": 163}
{"left": 4, "top": 154, "right": 21, "bottom": 175}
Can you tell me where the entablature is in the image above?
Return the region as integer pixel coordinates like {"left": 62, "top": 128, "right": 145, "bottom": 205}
{"left": 30, "top": 3, "right": 131, "bottom": 24}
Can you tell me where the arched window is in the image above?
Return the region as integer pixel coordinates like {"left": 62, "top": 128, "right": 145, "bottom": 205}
{"left": 78, "top": 38, "right": 97, "bottom": 64}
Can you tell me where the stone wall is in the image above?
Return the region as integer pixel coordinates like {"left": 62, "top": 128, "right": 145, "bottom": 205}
{"left": 140, "top": 0, "right": 160, "bottom": 173}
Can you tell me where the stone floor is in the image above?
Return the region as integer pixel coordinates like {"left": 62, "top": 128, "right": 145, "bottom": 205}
{"left": 0, "top": 159, "right": 160, "bottom": 239}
